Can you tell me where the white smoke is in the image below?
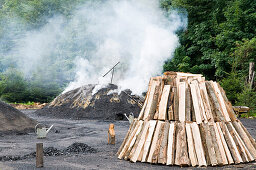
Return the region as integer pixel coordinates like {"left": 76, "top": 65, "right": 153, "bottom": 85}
{"left": 64, "top": 0, "right": 187, "bottom": 94}
{"left": 2, "top": 0, "right": 187, "bottom": 95}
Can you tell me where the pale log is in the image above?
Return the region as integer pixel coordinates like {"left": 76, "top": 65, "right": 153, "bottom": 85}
{"left": 158, "top": 85, "right": 171, "bottom": 120}
{"left": 130, "top": 121, "right": 150, "bottom": 162}
{"left": 158, "top": 121, "right": 170, "bottom": 164}
{"left": 117, "top": 119, "right": 136, "bottom": 155}
{"left": 211, "top": 82, "right": 231, "bottom": 122}
{"left": 185, "top": 86, "right": 191, "bottom": 121}
{"left": 232, "top": 121, "right": 256, "bottom": 160}
{"left": 166, "top": 122, "right": 176, "bottom": 165}
{"left": 190, "top": 83, "right": 202, "bottom": 124}
{"left": 147, "top": 121, "right": 164, "bottom": 162}
{"left": 191, "top": 122, "right": 207, "bottom": 166}
{"left": 173, "top": 87, "right": 179, "bottom": 121}
{"left": 216, "top": 122, "right": 234, "bottom": 164}
{"left": 141, "top": 120, "right": 157, "bottom": 162}
{"left": 178, "top": 82, "right": 186, "bottom": 122}
{"left": 152, "top": 122, "right": 165, "bottom": 163}
{"left": 175, "top": 122, "right": 190, "bottom": 166}
{"left": 219, "top": 122, "right": 242, "bottom": 164}
{"left": 185, "top": 123, "right": 198, "bottom": 166}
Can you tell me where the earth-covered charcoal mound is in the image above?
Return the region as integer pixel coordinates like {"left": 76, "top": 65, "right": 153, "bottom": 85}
{"left": 35, "top": 84, "right": 142, "bottom": 120}
{"left": 0, "top": 100, "right": 37, "bottom": 134}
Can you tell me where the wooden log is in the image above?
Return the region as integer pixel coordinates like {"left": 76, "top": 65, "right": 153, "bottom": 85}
{"left": 158, "top": 121, "right": 170, "bottom": 164}
{"left": 130, "top": 121, "right": 150, "bottom": 162}
{"left": 117, "top": 119, "right": 136, "bottom": 155}
{"left": 154, "top": 78, "right": 165, "bottom": 119}
{"left": 118, "top": 120, "right": 141, "bottom": 159}
{"left": 205, "top": 81, "right": 224, "bottom": 122}
{"left": 152, "top": 122, "right": 165, "bottom": 163}
{"left": 166, "top": 122, "right": 176, "bottom": 165}
{"left": 185, "top": 123, "right": 198, "bottom": 166}
{"left": 173, "top": 87, "right": 179, "bottom": 121}
{"left": 138, "top": 78, "right": 153, "bottom": 120}
{"left": 211, "top": 82, "right": 231, "bottom": 122}
{"left": 108, "top": 124, "right": 115, "bottom": 145}
{"left": 158, "top": 85, "right": 171, "bottom": 120}
{"left": 168, "top": 105, "right": 174, "bottom": 121}
{"left": 190, "top": 83, "right": 202, "bottom": 124}
{"left": 191, "top": 122, "right": 207, "bottom": 166}
{"left": 198, "top": 124, "right": 210, "bottom": 165}
{"left": 216, "top": 122, "right": 234, "bottom": 164}
{"left": 141, "top": 120, "right": 157, "bottom": 162}
{"left": 199, "top": 82, "right": 214, "bottom": 121}
{"left": 143, "top": 80, "right": 159, "bottom": 120}
{"left": 203, "top": 123, "right": 218, "bottom": 166}
{"left": 226, "top": 122, "right": 249, "bottom": 162}
{"left": 228, "top": 122, "right": 254, "bottom": 162}
{"left": 175, "top": 122, "right": 190, "bottom": 166}
{"left": 219, "top": 122, "right": 242, "bottom": 164}
{"left": 191, "top": 100, "right": 196, "bottom": 122}
{"left": 137, "top": 147, "right": 144, "bottom": 162}
{"left": 147, "top": 121, "right": 164, "bottom": 162}
{"left": 209, "top": 123, "right": 224, "bottom": 165}
{"left": 167, "top": 92, "right": 174, "bottom": 120}
{"left": 36, "top": 143, "right": 44, "bottom": 168}
{"left": 239, "top": 121, "right": 256, "bottom": 149}
{"left": 217, "top": 83, "right": 237, "bottom": 121}
{"left": 192, "top": 81, "right": 207, "bottom": 122}
{"left": 178, "top": 82, "right": 186, "bottom": 122}
{"left": 232, "top": 121, "right": 256, "bottom": 160}
{"left": 185, "top": 86, "right": 191, "bottom": 121}
{"left": 124, "top": 121, "right": 144, "bottom": 160}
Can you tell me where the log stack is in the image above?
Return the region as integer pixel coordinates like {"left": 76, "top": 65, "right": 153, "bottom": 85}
{"left": 117, "top": 72, "right": 256, "bottom": 167}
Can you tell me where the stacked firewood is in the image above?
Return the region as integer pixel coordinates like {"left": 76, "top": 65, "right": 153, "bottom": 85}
{"left": 117, "top": 72, "right": 256, "bottom": 166}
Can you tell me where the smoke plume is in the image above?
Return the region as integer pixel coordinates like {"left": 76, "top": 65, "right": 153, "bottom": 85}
{"left": 0, "top": 0, "right": 187, "bottom": 95}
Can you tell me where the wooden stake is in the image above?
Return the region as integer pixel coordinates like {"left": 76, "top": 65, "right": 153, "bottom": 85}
{"left": 108, "top": 124, "right": 115, "bottom": 145}
{"left": 36, "top": 143, "right": 43, "bottom": 168}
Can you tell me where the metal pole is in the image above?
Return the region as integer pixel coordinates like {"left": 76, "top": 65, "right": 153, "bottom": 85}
{"left": 111, "top": 68, "right": 115, "bottom": 84}
{"left": 102, "top": 62, "right": 120, "bottom": 77}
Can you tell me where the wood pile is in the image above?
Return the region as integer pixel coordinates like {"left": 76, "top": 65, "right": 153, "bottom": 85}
{"left": 117, "top": 72, "right": 256, "bottom": 166}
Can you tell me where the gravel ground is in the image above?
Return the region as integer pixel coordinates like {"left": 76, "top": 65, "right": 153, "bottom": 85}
{"left": 0, "top": 110, "right": 256, "bottom": 170}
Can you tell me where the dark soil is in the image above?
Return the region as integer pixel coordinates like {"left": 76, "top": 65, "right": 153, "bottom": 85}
{"left": 35, "top": 84, "right": 141, "bottom": 120}
{"left": 0, "top": 100, "right": 36, "bottom": 134}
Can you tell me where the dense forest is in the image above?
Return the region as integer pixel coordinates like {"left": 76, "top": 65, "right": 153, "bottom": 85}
{"left": 162, "top": 0, "right": 256, "bottom": 113}
{"left": 0, "top": 0, "right": 255, "bottom": 113}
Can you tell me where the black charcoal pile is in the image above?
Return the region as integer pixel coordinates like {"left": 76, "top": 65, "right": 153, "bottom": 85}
{"left": 0, "top": 143, "right": 96, "bottom": 161}
{"left": 0, "top": 100, "right": 36, "bottom": 135}
{"left": 35, "top": 84, "right": 142, "bottom": 120}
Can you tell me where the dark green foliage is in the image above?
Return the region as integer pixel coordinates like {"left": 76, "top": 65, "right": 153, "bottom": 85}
{"left": 0, "top": 68, "right": 61, "bottom": 103}
{"left": 163, "top": 0, "right": 256, "bottom": 107}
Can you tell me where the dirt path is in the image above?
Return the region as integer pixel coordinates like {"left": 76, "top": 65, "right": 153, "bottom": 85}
{"left": 0, "top": 110, "right": 256, "bottom": 169}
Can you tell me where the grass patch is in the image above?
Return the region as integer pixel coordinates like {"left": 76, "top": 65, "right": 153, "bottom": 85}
{"left": 240, "top": 111, "right": 256, "bottom": 118}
